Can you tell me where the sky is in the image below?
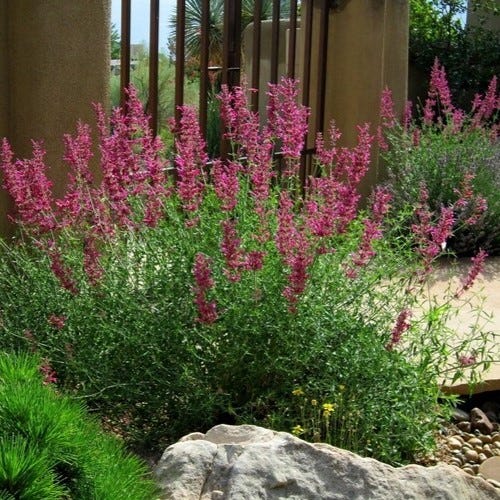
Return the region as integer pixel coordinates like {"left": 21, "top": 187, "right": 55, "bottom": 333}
{"left": 111, "top": 0, "right": 177, "bottom": 53}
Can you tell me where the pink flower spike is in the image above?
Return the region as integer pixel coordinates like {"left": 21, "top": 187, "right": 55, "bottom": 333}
{"left": 386, "top": 309, "right": 412, "bottom": 350}
{"left": 458, "top": 354, "right": 477, "bottom": 367}
{"left": 455, "top": 249, "right": 488, "bottom": 297}
{"left": 40, "top": 360, "right": 57, "bottom": 385}
{"left": 48, "top": 314, "right": 66, "bottom": 330}
{"left": 379, "top": 87, "right": 396, "bottom": 128}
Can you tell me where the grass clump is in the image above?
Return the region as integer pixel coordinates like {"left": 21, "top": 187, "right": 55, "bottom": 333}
{"left": 0, "top": 352, "right": 157, "bottom": 499}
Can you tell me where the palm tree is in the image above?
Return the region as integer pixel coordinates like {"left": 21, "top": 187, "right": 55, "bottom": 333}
{"left": 170, "top": 0, "right": 292, "bottom": 66}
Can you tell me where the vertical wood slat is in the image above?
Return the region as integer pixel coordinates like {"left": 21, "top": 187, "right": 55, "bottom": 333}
{"left": 315, "top": 0, "right": 329, "bottom": 136}
{"left": 287, "top": 0, "right": 298, "bottom": 78}
{"left": 148, "top": 0, "right": 160, "bottom": 136}
{"left": 199, "top": 0, "right": 211, "bottom": 138}
{"left": 251, "top": 0, "right": 262, "bottom": 111}
{"left": 222, "top": 0, "right": 242, "bottom": 87}
{"left": 174, "top": 0, "right": 186, "bottom": 127}
{"left": 270, "top": 0, "right": 281, "bottom": 84}
{"left": 120, "top": 0, "right": 131, "bottom": 108}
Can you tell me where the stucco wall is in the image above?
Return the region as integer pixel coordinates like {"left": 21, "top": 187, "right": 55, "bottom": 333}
{"left": 6, "top": 1, "right": 110, "bottom": 199}
{"left": 0, "top": 0, "right": 8, "bottom": 140}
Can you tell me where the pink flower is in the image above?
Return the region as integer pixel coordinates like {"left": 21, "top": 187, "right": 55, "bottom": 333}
{"left": 472, "top": 76, "right": 499, "bottom": 127}
{"left": 83, "top": 236, "right": 104, "bottom": 286}
{"left": 47, "top": 242, "right": 78, "bottom": 295}
{"left": 192, "top": 253, "right": 218, "bottom": 324}
{"left": 429, "top": 58, "right": 454, "bottom": 115}
{"left": 0, "top": 139, "right": 56, "bottom": 233}
{"left": 379, "top": 87, "right": 396, "bottom": 128}
{"left": 455, "top": 249, "right": 488, "bottom": 297}
{"left": 40, "top": 359, "right": 57, "bottom": 385}
{"left": 212, "top": 160, "right": 241, "bottom": 211}
{"left": 48, "top": 314, "right": 66, "bottom": 330}
{"left": 386, "top": 309, "right": 412, "bottom": 350}
{"left": 267, "top": 78, "right": 309, "bottom": 175}
{"left": 173, "top": 106, "right": 207, "bottom": 215}
{"left": 458, "top": 354, "right": 477, "bottom": 367}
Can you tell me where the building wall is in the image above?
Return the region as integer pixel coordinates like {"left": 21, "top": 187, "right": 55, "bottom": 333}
{"left": 0, "top": 0, "right": 110, "bottom": 233}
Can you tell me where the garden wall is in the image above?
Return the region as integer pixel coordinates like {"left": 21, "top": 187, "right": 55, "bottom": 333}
{"left": 0, "top": 0, "right": 110, "bottom": 234}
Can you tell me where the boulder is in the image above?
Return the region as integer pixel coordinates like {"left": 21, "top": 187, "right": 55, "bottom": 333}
{"left": 471, "top": 408, "right": 495, "bottom": 435}
{"left": 154, "top": 424, "right": 500, "bottom": 499}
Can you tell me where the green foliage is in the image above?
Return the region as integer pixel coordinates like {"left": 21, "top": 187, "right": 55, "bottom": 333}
{"left": 0, "top": 352, "right": 157, "bottom": 499}
{"left": 110, "top": 23, "right": 121, "bottom": 59}
{"left": 386, "top": 128, "right": 500, "bottom": 255}
{"left": 410, "top": 0, "right": 500, "bottom": 108}
{"left": 110, "top": 54, "right": 199, "bottom": 149}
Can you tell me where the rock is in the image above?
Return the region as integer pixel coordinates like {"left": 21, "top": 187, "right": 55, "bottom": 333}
{"left": 465, "top": 449, "right": 480, "bottom": 463}
{"left": 447, "top": 437, "right": 464, "bottom": 450}
{"left": 453, "top": 408, "right": 471, "bottom": 423}
{"left": 469, "top": 437, "right": 484, "bottom": 447}
{"left": 458, "top": 421, "right": 472, "bottom": 432}
{"left": 479, "top": 456, "right": 500, "bottom": 483}
{"left": 154, "top": 424, "right": 500, "bottom": 499}
{"left": 472, "top": 408, "right": 495, "bottom": 435}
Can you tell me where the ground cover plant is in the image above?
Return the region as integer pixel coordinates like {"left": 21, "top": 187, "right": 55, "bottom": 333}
{"left": 0, "top": 352, "right": 156, "bottom": 499}
{"left": 381, "top": 59, "right": 500, "bottom": 256}
{"left": 0, "top": 77, "right": 495, "bottom": 466}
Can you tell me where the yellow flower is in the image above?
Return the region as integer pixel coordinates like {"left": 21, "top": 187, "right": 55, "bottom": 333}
{"left": 311, "top": 399, "right": 318, "bottom": 406}
{"left": 292, "top": 387, "right": 304, "bottom": 397}
{"left": 322, "top": 402, "right": 335, "bottom": 417}
{"left": 291, "top": 425, "right": 305, "bottom": 436}
{"left": 339, "top": 384, "right": 345, "bottom": 392}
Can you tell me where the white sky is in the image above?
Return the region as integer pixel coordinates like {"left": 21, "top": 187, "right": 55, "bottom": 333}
{"left": 111, "top": 0, "right": 177, "bottom": 53}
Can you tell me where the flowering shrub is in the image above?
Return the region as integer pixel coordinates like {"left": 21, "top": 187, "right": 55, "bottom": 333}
{"left": 381, "top": 59, "right": 500, "bottom": 256}
{"left": 0, "top": 79, "right": 493, "bottom": 464}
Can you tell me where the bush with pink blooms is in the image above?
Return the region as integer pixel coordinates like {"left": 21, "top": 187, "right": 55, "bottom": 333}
{"left": 0, "top": 79, "right": 494, "bottom": 465}
{"left": 381, "top": 59, "right": 500, "bottom": 256}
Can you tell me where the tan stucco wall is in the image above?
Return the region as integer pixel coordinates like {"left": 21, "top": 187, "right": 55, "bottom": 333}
{"left": 6, "top": 1, "right": 110, "bottom": 199}
{"left": 0, "top": 0, "right": 8, "bottom": 140}
{"left": 319, "top": 0, "right": 409, "bottom": 196}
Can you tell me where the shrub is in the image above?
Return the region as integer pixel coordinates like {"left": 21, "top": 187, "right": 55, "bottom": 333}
{"left": 0, "top": 352, "right": 157, "bottom": 499}
{"left": 381, "top": 59, "right": 500, "bottom": 256}
{"left": 0, "top": 80, "right": 493, "bottom": 465}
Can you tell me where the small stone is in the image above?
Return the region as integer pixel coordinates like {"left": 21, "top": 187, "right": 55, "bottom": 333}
{"left": 457, "top": 421, "right": 471, "bottom": 432}
{"left": 483, "top": 445, "right": 494, "bottom": 458}
{"left": 464, "top": 449, "right": 479, "bottom": 463}
{"left": 451, "top": 408, "right": 470, "bottom": 423}
{"left": 449, "top": 457, "right": 463, "bottom": 467}
{"left": 462, "top": 466, "right": 475, "bottom": 475}
{"left": 480, "top": 434, "right": 493, "bottom": 444}
{"left": 467, "top": 437, "right": 483, "bottom": 447}
{"left": 472, "top": 463, "right": 480, "bottom": 474}
{"left": 478, "top": 453, "right": 488, "bottom": 463}
{"left": 494, "top": 441, "right": 500, "bottom": 449}
{"left": 446, "top": 437, "right": 463, "bottom": 450}
{"left": 471, "top": 408, "right": 494, "bottom": 435}
{"left": 492, "top": 434, "right": 500, "bottom": 443}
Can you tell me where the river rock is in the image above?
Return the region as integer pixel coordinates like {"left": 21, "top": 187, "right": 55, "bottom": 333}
{"left": 154, "top": 424, "right": 500, "bottom": 499}
{"left": 472, "top": 408, "right": 495, "bottom": 435}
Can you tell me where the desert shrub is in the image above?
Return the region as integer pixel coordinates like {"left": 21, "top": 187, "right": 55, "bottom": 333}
{"left": 382, "top": 59, "right": 499, "bottom": 256}
{"left": 0, "top": 80, "right": 493, "bottom": 465}
{"left": 0, "top": 352, "right": 157, "bottom": 499}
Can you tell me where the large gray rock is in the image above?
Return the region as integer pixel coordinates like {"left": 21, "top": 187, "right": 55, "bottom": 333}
{"left": 154, "top": 424, "right": 500, "bottom": 499}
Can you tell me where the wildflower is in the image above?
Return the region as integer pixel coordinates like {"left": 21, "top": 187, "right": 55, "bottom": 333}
{"left": 455, "top": 249, "right": 488, "bottom": 298}
{"left": 267, "top": 77, "right": 309, "bottom": 168}
{"left": 322, "top": 403, "right": 335, "bottom": 418}
{"left": 192, "top": 253, "right": 218, "bottom": 324}
{"left": 212, "top": 160, "right": 241, "bottom": 212}
{"left": 311, "top": 399, "right": 318, "bottom": 406}
{"left": 48, "top": 314, "right": 66, "bottom": 330}
{"left": 458, "top": 354, "right": 477, "bottom": 367}
{"left": 47, "top": 242, "right": 78, "bottom": 295}
{"left": 173, "top": 105, "right": 208, "bottom": 214}
{"left": 292, "top": 387, "right": 304, "bottom": 397}
{"left": 0, "top": 139, "right": 56, "bottom": 233}
{"left": 403, "top": 100, "right": 413, "bottom": 131}
{"left": 472, "top": 76, "right": 499, "bottom": 127}
{"left": 386, "top": 309, "right": 412, "bottom": 350}
{"left": 83, "top": 236, "right": 104, "bottom": 286}
{"left": 39, "top": 360, "right": 57, "bottom": 385}
{"left": 291, "top": 425, "right": 305, "bottom": 436}
{"left": 379, "top": 87, "right": 396, "bottom": 128}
